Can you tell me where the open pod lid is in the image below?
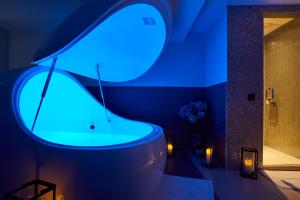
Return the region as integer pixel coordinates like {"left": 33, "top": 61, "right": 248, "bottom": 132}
{"left": 32, "top": 0, "right": 173, "bottom": 82}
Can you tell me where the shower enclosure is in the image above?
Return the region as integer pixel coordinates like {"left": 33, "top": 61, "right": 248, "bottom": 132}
{"left": 263, "top": 14, "right": 300, "bottom": 169}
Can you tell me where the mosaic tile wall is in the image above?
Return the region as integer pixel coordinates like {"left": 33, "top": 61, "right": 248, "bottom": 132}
{"left": 227, "top": 5, "right": 300, "bottom": 169}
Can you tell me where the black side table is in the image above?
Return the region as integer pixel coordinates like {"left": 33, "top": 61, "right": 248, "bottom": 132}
{"left": 4, "top": 179, "right": 56, "bottom": 200}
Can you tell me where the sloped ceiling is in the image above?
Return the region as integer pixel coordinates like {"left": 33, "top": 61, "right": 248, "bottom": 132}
{"left": 169, "top": 0, "right": 205, "bottom": 42}
{"left": 0, "top": 0, "right": 205, "bottom": 42}
{"left": 0, "top": 0, "right": 299, "bottom": 39}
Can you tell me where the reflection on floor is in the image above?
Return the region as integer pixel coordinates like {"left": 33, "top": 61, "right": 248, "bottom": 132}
{"left": 150, "top": 151, "right": 214, "bottom": 200}
{"left": 151, "top": 175, "right": 214, "bottom": 200}
{"left": 190, "top": 154, "right": 300, "bottom": 200}
{"left": 262, "top": 170, "right": 300, "bottom": 191}
{"left": 165, "top": 151, "right": 204, "bottom": 178}
{"left": 263, "top": 145, "right": 300, "bottom": 166}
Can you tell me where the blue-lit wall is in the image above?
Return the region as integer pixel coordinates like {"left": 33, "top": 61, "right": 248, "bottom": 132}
{"left": 79, "top": 32, "right": 206, "bottom": 87}
{"left": 203, "top": 11, "right": 227, "bottom": 165}
{"left": 132, "top": 32, "right": 205, "bottom": 87}
{"left": 77, "top": 25, "right": 227, "bottom": 88}
{"left": 87, "top": 86, "right": 206, "bottom": 150}
{"left": 205, "top": 10, "right": 227, "bottom": 87}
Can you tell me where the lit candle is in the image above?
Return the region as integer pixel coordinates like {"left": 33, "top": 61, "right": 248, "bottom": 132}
{"left": 57, "top": 195, "right": 64, "bottom": 200}
{"left": 206, "top": 147, "right": 213, "bottom": 165}
{"left": 167, "top": 143, "right": 174, "bottom": 156}
{"left": 244, "top": 159, "right": 254, "bottom": 174}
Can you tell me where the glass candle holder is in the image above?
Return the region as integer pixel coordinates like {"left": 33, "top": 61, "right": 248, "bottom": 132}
{"left": 240, "top": 147, "right": 258, "bottom": 179}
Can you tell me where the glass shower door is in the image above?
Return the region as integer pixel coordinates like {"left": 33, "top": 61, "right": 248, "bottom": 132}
{"left": 263, "top": 15, "right": 300, "bottom": 169}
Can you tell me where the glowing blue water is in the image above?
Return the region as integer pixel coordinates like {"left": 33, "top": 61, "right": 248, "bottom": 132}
{"left": 35, "top": 3, "right": 166, "bottom": 82}
{"left": 17, "top": 70, "right": 153, "bottom": 147}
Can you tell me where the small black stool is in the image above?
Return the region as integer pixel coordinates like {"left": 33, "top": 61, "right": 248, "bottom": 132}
{"left": 4, "top": 179, "right": 56, "bottom": 200}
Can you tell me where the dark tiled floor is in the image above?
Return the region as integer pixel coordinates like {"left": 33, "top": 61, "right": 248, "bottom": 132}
{"left": 165, "top": 150, "right": 204, "bottom": 179}
{"left": 165, "top": 151, "right": 220, "bottom": 200}
{"left": 190, "top": 155, "right": 300, "bottom": 200}
{"left": 151, "top": 174, "right": 214, "bottom": 200}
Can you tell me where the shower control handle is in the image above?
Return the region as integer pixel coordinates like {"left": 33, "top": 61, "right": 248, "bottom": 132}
{"left": 266, "top": 88, "right": 275, "bottom": 105}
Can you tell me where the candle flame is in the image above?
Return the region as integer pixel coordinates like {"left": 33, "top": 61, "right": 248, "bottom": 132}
{"left": 167, "top": 143, "right": 173, "bottom": 151}
{"left": 206, "top": 148, "right": 213, "bottom": 155}
{"left": 244, "top": 159, "right": 254, "bottom": 174}
{"left": 244, "top": 159, "right": 253, "bottom": 166}
{"left": 205, "top": 147, "right": 213, "bottom": 166}
{"left": 167, "top": 143, "right": 174, "bottom": 156}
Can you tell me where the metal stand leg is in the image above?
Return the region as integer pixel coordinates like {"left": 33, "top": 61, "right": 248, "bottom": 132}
{"left": 96, "top": 64, "right": 110, "bottom": 122}
{"left": 53, "top": 186, "right": 56, "bottom": 200}
{"left": 31, "top": 57, "right": 57, "bottom": 132}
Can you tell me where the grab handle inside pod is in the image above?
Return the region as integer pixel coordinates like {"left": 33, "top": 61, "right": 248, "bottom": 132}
{"left": 96, "top": 64, "right": 110, "bottom": 122}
